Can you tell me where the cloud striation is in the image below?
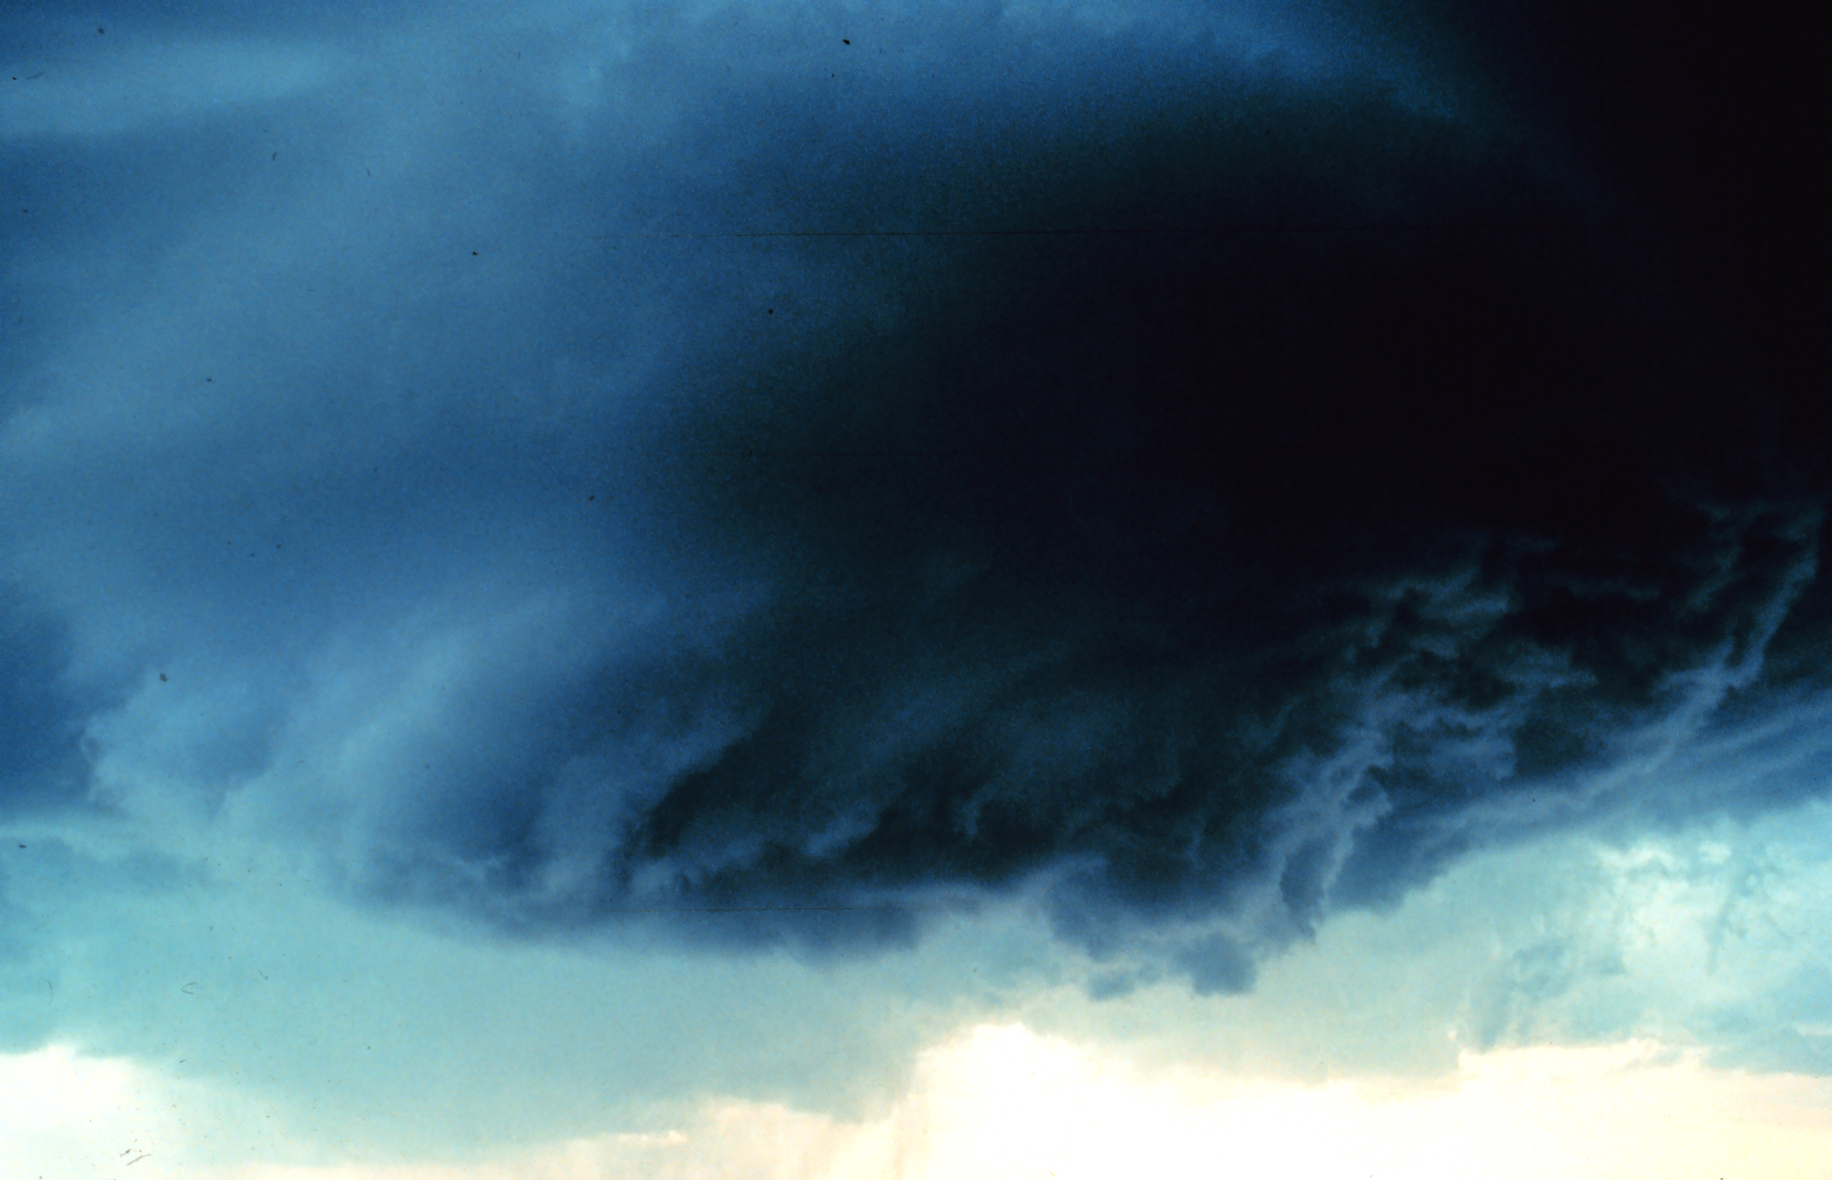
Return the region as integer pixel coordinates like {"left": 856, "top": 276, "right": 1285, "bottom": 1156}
{"left": 1, "top": 0, "right": 1826, "bottom": 992}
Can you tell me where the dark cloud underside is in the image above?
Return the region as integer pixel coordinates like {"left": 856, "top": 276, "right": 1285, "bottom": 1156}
{"left": 359, "top": 19, "right": 1826, "bottom": 961}
{"left": 3, "top": 0, "right": 1826, "bottom": 986}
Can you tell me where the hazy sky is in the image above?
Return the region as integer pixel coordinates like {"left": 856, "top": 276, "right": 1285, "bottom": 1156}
{"left": 1, "top": 1, "right": 1827, "bottom": 1176}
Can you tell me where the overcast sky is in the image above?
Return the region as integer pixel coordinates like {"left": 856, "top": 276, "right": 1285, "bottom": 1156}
{"left": 2, "top": 1, "right": 1827, "bottom": 1176}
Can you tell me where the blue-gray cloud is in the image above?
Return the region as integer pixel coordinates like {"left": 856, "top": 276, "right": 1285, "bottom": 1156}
{"left": 0, "top": 36, "right": 345, "bottom": 139}
{"left": 1, "top": 0, "right": 1825, "bottom": 1003}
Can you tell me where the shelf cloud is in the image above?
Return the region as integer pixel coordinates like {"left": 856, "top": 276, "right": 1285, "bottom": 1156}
{"left": 0, "top": 0, "right": 1825, "bottom": 1167}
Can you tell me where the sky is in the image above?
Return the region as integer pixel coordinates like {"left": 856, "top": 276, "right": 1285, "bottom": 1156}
{"left": 0, "top": 0, "right": 1827, "bottom": 1176}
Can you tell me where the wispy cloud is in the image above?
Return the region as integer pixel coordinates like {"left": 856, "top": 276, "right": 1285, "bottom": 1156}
{"left": 1, "top": 38, "right": 346, "bottom": 139}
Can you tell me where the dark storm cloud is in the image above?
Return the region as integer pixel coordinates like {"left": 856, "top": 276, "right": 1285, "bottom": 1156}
{"left": 0, "top": 587, "right": 120, "bottom": 813}
{"left": 3, "top": 0, "right": 1825, "bottom": 987}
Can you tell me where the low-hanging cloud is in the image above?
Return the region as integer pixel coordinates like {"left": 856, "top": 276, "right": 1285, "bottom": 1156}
{"left": 1, "top": 0, "right": 1826, "bottom": 996}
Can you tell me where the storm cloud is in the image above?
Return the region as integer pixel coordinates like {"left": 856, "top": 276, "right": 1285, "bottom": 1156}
{"left": 2, "top": 0, "right": 1826, "bottom": 998}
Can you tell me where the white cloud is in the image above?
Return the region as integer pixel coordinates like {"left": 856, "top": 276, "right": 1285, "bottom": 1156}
{"left": 874, "top": 1026, "right": 1832, "bottom": 1180}
{"left": 9, "top": 1028, "right": 1829, "bottom": 1180}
